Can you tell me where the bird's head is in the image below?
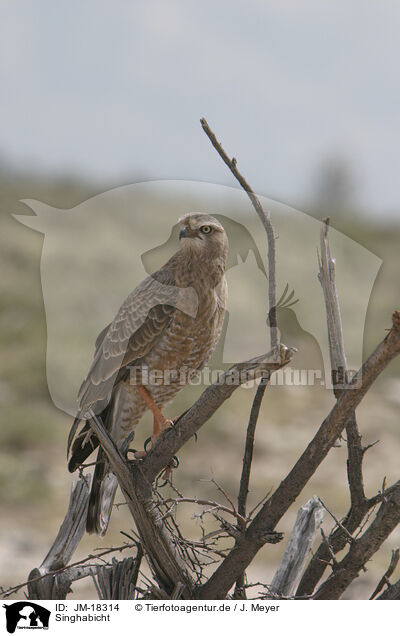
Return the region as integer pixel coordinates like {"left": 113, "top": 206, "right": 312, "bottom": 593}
{"left": 178, "top": 213, "right": 228, "bottom": 261}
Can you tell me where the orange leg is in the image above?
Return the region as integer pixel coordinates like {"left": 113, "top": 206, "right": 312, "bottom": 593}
{"left": 137, "top": 385, "right": 173, "bottom": 443}
{"left": 135, "top": 385, "right": 176, "bottom": 482}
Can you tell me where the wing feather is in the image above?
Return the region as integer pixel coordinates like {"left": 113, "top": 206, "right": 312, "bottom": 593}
{"left": 77, "top": 267, "right": 179, "bottom": 413}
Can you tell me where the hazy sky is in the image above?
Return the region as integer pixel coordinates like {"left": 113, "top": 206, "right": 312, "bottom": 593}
{"left": 1, "top": 1, "right": 399, "bottom": 215}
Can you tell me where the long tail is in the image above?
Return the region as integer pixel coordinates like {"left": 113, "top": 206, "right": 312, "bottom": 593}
{"left": 68, "top": 387, "right": 136, "bottom": 536}
{"left": 86, "top": 422, "right": 135, "bottom": 536}
{"left": 68, "top": 403, "right": 118, "bottom": 536}
{"left": 86, "top": 446, "right": 118, "bottom": 536}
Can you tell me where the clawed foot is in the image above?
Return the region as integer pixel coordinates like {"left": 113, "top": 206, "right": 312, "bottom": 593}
{"left": 157, "top": 455, "right": 180, "bottom": 487}
{"left": 127, "top": 416, "right": 176, "bottom": 459}
{"left": 127, "top": 423, "right": 179, "bottom": 487}
{"left": 127, "top": 448, "right": 179, "bottom": 486}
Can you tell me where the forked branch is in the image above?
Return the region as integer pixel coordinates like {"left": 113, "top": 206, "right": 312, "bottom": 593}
{"left": 201, "top": 118, "right": 278, "bottom": 350}
{"left": 296, "top": 219, "right": 369, "bottom": 596}
{"left": 199, "top": 312, "right": 400, "bottom": 599}
{"left": 87, "top": 347, "right": 295, "bottom": 598}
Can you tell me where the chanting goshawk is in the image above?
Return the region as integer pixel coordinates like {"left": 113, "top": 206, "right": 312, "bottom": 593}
{"left": 68, "top": 213, "right": 229, "bottom": 535}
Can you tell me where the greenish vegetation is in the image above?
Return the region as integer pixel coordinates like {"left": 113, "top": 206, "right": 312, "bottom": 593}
{"left": 1, "top": 174, "right": 399, "bottom": 598}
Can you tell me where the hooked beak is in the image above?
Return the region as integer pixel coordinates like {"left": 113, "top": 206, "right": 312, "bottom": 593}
{"left": 179, "top": 227, "right": 187, "bottom": 240}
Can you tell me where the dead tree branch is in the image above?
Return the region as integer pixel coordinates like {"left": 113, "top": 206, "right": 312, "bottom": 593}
{"left": 199, "top": 312, "right": 400, "bottom": 599}
{"left": 237, "top": 381, "right": 269, "bottom": 528}
{"left": 313, "top": 482, "right": 400, "bottom": 599}
{"left": 317, "top": 218, "right": 349, "bottom": 386}
{"left": 318, "top": 219, "right": 366, "bottom": 505}
{"left": 370, "top": 547, "right": 399, "bottom": 599}
{"left": 85, "top": 347, "right": 294, "bottom": 599}
{"left": 2, "top": 542, "right": 137, "bottom": 601}
{"left": 234, "top": 379, "right": 268, "bottom": 598}
{"left": 377, "top": 577, "right": 400, "bottom": 600}
{"left": 200, "top": 118, "right": 278, "bottom": 350}
{"left": 269, "top": 497, "right": 325, "bottom": 598}
{"left": 157, "top": 497, "right": 246, "bottom": 524}
{"left": 296, "top": 220, "right": 369, "bottom": 596}
{"left": 85, "top": 410, "right": 194, "bottom": 598}
{"left": 27, "top": 475, "right": 90, "bottom": 599}
{"left": 201, "top": 117, "right": 282, "bottom": 599}
{"left": 138, "top": 347, "right": 294, "bottom": 485}
{"left": 95, "top": 553, "right": 142, "bottom": 600}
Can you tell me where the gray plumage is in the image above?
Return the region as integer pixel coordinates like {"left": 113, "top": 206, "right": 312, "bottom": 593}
{"left": 68, "top": 213, "right": 228, "bottom": 535}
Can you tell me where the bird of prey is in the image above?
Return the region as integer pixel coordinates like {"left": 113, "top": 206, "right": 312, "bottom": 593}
{"left": 68, "top": 213, "right": 229, "bottom": 535}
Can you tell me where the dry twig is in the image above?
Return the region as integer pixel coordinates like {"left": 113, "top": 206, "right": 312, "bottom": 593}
{"left": 199, "top": 312, "right": 400, "bottom": 599}
{"left": 200, "top": 118, "right": 278, "bottom": 350}
{"left": 234, "top": 379, "right": 268, "bottom": 598}
{"left": 314, "top": 482, "right": 400, "bottom": 599}
{"left": 370, "top": 547, "right": 399, "bottom": 599}
{"left": 269, "top": 497, "right": 324, "bottom": 598}
{"left": 1, "top": 543, "right": 137, "bottom": 600}
{"left": 297, "top": 220, "right": 380, "bottom": 597}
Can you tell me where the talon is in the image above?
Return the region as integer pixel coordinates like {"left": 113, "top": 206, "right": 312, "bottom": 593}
{"left": 158, "top": 477, "right": 170, "bottom": 488}
{"left": 127, "top": 448, "right": 138, "bottom": 456}
{"left": 126, "top": 448, "right": 141, "bottom": 464}
{"left": 156, "top": 455, "right": 179, "bottom": 487}
{"left": 158, "top": 466, "right": 173, "bottom": 487}
{"left": 171, "top": 455, "right": 179, "bottom": 468}
{"left": 132, "top": 449, "right": 147, "bottom": 459}
{"left": 154, "top": 418, "right": 175, "bottom": 436}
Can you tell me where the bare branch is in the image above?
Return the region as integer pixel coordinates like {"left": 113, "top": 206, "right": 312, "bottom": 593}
{"left": 370, "top": 547, "right": 399, "bottom": 599}
{"left": 199, "top": 312, "right": 400, "bottom": 599}
{"left": 26, "top": 475, "right": 90, "bottom": 599}
{"left": 318, "top": 218, "right": 366, "bottom": 505}
{"left": 317, "top": 218, "right": 348, "bottom": 385}
{"left": 237, "top": 381, "right": 268, "bottom": 527}
{"left": 200, "top": 117, "right": 278, "bottom": 350}
{"left": 320, "top": 529, "right": 339, "bottom": 569}
{"left": 139, "top": 347, "right": 294, "bottom": 484}
{"left": 367, "top": 481, "right": 400, "bottom": 508}
{"left": 83, "top": 348, "right": 295, "bottom": 598}
{"left": 1, "top": 543, "right": 137, "bottom": 600}
{"left": 95, "top": 553, "right": 143, "bottom": 600}
{"left": 85, "top": 410, "right": 194, "bottom": 598}
{"left": 377, "top": 578, "right": 400, "bottom": 600}
{"left": 296, "top": 220, "right": 371, "bottom": 597}
{"left": 269, "top": 497, "right": 325, "bottom": 598}
{"left": 314, "top": 482, "right": 400, "bottom": 599}
{"left": 297, "top": 482, "right": 400, "bottom": 597}
{"left": 156, "top": 497, "right": 246, "bottom": 525}
{"left": 209, "top": 476, "right": 238, "bottom": 517}
{"left": 234, "top": 379, "right": 268, "bottom": 598}
{"left": 317, "top": 498, "right": 356, "bottom": 544}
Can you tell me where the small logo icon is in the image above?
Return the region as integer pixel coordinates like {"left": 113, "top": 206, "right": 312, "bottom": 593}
{"left": 3, "top": 602, "right": 50, "bottom": 633}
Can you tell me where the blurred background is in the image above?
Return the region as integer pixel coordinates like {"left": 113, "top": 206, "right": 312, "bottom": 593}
{"left": 1, "top": 0, "right": 399, "bottom": 600}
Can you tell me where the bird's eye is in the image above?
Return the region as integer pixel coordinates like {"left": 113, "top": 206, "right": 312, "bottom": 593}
{"left": 200, "top": 225, "right": 212, "bottom": 234}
